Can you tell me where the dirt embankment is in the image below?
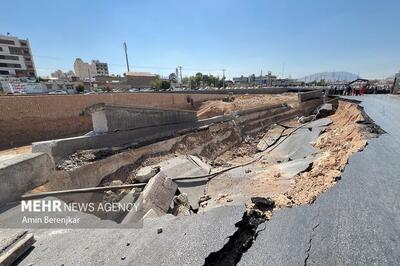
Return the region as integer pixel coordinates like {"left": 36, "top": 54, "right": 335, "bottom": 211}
{"left": 197, "top": 93, "right": 298, "bottom": 119}
{"left": 278, "top": 100, "right": 382, "bottom": 206}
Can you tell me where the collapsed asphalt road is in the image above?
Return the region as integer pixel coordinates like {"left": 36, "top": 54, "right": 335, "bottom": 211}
{"left": 240, "top": 95, "right": 400, "bottom": 265}
{"left": 3, "top": 95, "right": 400, "bottom": 266}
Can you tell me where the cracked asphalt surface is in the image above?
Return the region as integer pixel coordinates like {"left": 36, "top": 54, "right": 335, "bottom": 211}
{"left": 4, "top": 95, "right": 400, "bottom": 265}
{"left": 241, "top": 95, "right": 400, "bottom": 265}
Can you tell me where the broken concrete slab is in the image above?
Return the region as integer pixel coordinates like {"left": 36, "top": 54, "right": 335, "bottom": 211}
{"left": 275, "top": 157, "right": 315, "bottom": 180}
{"left": 265, "top": 119, "right": 329, "bottom": 163}
{"left": 90, "top": 104, "right": 197, "bottom": 133}
{"left": 123, "top": 171, "right": 177, "bottom": 224}
{"left": 317, "top": 103, "right": 334, "bottom": 118}
{"left": 142, "top": 171, "right": 177, "bottom": 215}
{"left": 307, "top": 117, "right": 332, "bottom": 128}
{"left": 257, "top": 125, "right": 285, "bottom": 152}
{"left": 0, "top": 153, "right": 54, "bottom": 205}
{"left": 149, "top": 155, "right": 211, "bottom": 211}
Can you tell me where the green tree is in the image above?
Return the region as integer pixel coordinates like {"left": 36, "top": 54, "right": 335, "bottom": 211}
{"left": 75, "top": 85, "right": 84, "bottom": 94}
{"left": 169, "top": 73, "right": 177, "bottom": 83}
{"left": 151, "top": 78, "right": 170, "bottom": 91}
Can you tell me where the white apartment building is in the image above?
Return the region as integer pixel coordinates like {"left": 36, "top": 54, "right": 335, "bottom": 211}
{"left": 0, "top": 34, "right": 36, "bottom": 78}
{"left": 73, "top": 58, "right": 109, "bottom": 79}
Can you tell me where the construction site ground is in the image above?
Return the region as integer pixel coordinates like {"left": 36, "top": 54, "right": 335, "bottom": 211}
{"left": 197, "top": 93, "right": 297, "bottom": 119}
{"left": 1, "top": 96, "right": 400, "bottom": 265}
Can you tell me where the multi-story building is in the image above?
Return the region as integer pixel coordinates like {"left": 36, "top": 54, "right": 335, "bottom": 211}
{"left": 233, "top": 72, "right": 277, "bottom": 86}
{"left": 0, "top": 34, "right": 36, "bottom": 78}
{"left": 73, "top": 58, "right": 109, "bottom": 79}
{"left": 92, "top": 60, "right": 109, "bottom": 76}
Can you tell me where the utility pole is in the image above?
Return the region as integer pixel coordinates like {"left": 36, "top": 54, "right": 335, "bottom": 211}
{"left": 222, "top": 69, "right": 226, "bottom": 88}
{"left": 88, "top": 69, "right": 92, "bottom": 91}
{"left": 178, "top": 66, "right": 183, "bottom": 85}
{"left": 123, "top": 42, "right": 130, "bottom": 73}
{"left": 260, "top": 69, "right": 263, "bottom": 87}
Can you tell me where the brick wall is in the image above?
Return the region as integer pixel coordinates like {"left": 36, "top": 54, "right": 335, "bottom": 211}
{"left": 0, "top": 93, "right": 224, "bottom": 149}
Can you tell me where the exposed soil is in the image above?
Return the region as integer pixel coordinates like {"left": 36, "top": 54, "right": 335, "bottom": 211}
{"left": 278, "top": 100, "right": 382, "bottom": 206}
{"left": 197, "top": 93, "right": 298, "bottom": 119}
{"left": 0, "top": 145, "right": 31, "bottom": 155}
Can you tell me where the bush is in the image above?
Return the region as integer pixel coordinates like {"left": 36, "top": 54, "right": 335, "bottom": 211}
{"left": 75, "top": 85, "right": 84, "bottom": 94}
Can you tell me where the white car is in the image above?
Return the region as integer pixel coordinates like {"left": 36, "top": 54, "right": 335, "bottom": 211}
{"left": 84, "top": 91, "right": 97, "bottom": 95}
{"left": 48, "top": 90, "right": 67, "bottom": 95}
{"left": 11, "top": 90, "right": 27, "bottom": 95}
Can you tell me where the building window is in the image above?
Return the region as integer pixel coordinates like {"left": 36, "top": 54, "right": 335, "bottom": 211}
{"left": 0, "top": 39, "right": 15, "bottom": 45}
{"left": 8, "top": 46, "right": 23, "bottom": 55}
{"left": 0, "top": 70, "right": 9, "bottom": 75}
{"left": 0, "top": 47, "right": 3, "bottom": 51}
{"left": 0, "top": 63, "right": 22, "bottom": 68}
{"left": 0, "top": 55, "right": 19, "bottom": 60}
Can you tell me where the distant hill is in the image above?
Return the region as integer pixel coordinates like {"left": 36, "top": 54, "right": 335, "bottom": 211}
{"left": 298, "top": 72, "right": 359, "bottom": 82}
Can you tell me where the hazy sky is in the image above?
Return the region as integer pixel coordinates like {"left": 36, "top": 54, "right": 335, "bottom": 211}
{"left": 1, "top": 0, "right": 399, "bottom": 79}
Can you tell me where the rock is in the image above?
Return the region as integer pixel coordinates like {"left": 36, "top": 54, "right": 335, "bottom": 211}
{"left": 251, "top": 197, "right": 275, "bottom": 210}
{"left": 217, "top": 193, "right": 228, "bottom": 201}
{"left": 157, "top": 227, "right": 163, "bottom": 234}
{"left": 227, "top": 198, "right": 233, "bottom": 202}
{"left": 317, "top": 103, "right": 334, "bottom": 118}
{"left": 299, "top": 115, "right": 316, "bottom": 123}
{"left": 135, "top": 166, "right": 160, "bottom": 183}
{"left": 174, "top": 193, "right": 189, "bottom": 205}
{"left": 110, "top": 180, "right": 123, "bottom": 186}
{"left": 172, "top": 193, "right": 191, "bottom": 216}
{"left": 245, "top": 169, "right": 252, "bottom": 174}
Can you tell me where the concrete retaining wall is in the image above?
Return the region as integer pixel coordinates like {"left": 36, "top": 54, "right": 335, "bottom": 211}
{"left": 0, "top": 93, "right": 224, "bottom": 149}
{"left": 0, "top": 153, "right": 54, "bottom": 205}
{"left": 32, "top": 121, "right": 197, "bottom": 163}
{"left": 91, "top": 104, "right": 197, "bottom": 133}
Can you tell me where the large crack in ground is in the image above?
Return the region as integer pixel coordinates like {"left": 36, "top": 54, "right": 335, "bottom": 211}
{"left": 204, "top": 197, "right": 274, "bottom": 265}
{"left": 202, "top": 100, "right": 385, "bottom": 266}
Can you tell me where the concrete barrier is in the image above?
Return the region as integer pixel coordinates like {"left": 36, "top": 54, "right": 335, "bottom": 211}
{"left": 90, "top": 104, "right": 197, "bottom": 133}
{"left": 299, "top": 99, "right": 324, "bottom": 116}
{"left": 298, "top": 89, "right": 324, "bottom": 102}
{"left": 0, "top": 153, "right": 54, "bottom": 205}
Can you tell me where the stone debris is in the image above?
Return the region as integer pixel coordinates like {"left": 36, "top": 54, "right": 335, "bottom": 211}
{"left": 141, "top": 171, "right": 178, "bottom": 216}
{"left": 134, "top": 166, "right": 160, "bottom": 183}
{"left": 172, "top": 193, "right": 191, "bottom": 216}
{"left": 316, "top": 103, "right": 334, "bottom": 118}
{"left": 298, "top": 114, "right": 316, "bottom": 123}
